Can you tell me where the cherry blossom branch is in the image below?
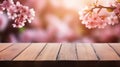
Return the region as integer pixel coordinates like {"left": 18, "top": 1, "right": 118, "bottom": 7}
{"left": 91, "top": 5, "right": 116, "bottom": 12}
{"left": 0, "top": 0, "right": 35, "bottom": 28}
{"left": 79, "top": 0, "right": 120, "bottom": 29}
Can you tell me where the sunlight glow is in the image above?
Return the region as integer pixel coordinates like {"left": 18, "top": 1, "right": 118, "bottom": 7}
{"left": 62, "top": 0, "right": 114, "bottom": 10}
{"left": 50, "top": 0, "right": 98, "bottom": 10}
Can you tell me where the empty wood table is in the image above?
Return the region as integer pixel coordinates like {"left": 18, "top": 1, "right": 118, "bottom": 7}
{"left": 0, "top": 43, "right": 120, "bottom": 61}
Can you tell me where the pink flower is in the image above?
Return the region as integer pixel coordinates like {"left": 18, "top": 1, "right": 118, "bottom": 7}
{"left": 79, "top": 3, "right": 120, "bottom": 29}
{"left": 107, "top": 15, "right": 119, "bottom": 25}
{"left": 114, "top": 2, "right": 120, "bottom": 15}
{"left": 9, "top": 1, "right": 35, "bottom": 28}
{"left": 79, "top": 6, "right": 109, "bottom": 29}
{"left": 2, "top": 0, "right": 14, "bottom": 7}
{"left": 0, "top": 5, "right": 5, "bottom": 14}
{"left": 0, "top": 0, "right": 35, "bottom": 28}
{"left": 80, "top": 11, "right": 108, "bottom": 29}
{"left": 0, "top": 0, "right": 14, "bottom": 14}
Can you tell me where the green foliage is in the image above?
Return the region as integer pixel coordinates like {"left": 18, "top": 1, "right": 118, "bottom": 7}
{"left": 19, "top": 27, "right": 26, "bottom": 33}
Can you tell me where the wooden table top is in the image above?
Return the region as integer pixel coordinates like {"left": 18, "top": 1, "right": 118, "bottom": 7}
{"left": 0, "top": 43, "right": 120, "bottom": 61}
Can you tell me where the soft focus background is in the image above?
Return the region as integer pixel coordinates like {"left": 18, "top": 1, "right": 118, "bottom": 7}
{"left": 0, "top": 0, "right": 120, "bottom": 43}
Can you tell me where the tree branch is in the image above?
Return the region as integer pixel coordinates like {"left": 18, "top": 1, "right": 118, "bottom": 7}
{"left": 91, "top": 5, "right": 116, "bottom": 11}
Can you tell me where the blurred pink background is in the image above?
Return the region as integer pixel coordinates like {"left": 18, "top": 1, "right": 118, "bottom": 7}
{"left": 0, "top": 0, "right": 120, "bottom": 43}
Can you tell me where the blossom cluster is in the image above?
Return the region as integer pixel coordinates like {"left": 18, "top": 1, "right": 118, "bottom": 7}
{"left": 79, "top": 0, "right": 120, "bottom": 29}
{"left": 0, "top": 0, "right": 35, "bottom": 28}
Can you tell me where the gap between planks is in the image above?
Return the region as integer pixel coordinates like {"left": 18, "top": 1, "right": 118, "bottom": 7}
{"left": 36, "top": 43, "right": 61, "bottom": 60}
{"left": 92, "top": 43, "right": 120, "bottom": 60}
{"left": 0, "top": 43, "right": 31, "bottom": 61}
{"left": 77, "top": 43, "right": 98, "bottom": 60}
{"left": 108, "top": 43, "right": 120, "bottom": 57}
{"left": 14, "top": 43, "right": 46, "bottom": 60}
{"left": 57, "top": 43, "right": 77, "bottom": 60}
{"left": 0, "top": 43, "right": 13, "bottom": 52}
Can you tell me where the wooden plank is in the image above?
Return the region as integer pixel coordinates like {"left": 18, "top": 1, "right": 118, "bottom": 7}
{"left": 36, "top": 43, "right": 61, "bottom": 60}
{"left": 92, "top": 43, "right": 120, "bottom": 60}
{"left": 0, "top": 43, "right": 30, "bottom": 61}
{"left": 109, "top": 43, "right": 120, "bottom": 56}
{"left": 0, "top": 43, "right": 12, "bottom": 51}
{"left": 58, "top": 43, "right": 77, "bottom": 60}
{"left": 14, "top": 43, "right": 46, "bottom": 60}
{"left": 76, "top": 43, "right": 98, "bottom": 60}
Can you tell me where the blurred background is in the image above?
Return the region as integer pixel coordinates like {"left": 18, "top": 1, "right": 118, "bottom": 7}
{"left": 0, "top": 0, "right": 120, "bottom": 43}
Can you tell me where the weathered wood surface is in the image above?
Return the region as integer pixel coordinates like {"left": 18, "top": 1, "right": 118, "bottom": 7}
{"left": 0, "top": 43, "right": 120, "bottom": 61}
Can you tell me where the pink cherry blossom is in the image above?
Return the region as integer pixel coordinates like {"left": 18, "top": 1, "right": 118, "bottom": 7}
{"left": 0, "top": 0, "right": 35, "bottom": 28}
{"left": 107, "top": 15, "right": 119, "bottom": 25}
{"left": 0, "top": 5, "right": 5, "bottom": 14}
{"left": 114, "top": 2, "right": 120, "bottom": 15}
{"left": 0, "top": 0, "right": 14, "bottom": 14}
{"left": 79, "top": 10, "right": 108, "bottom": 29}
{"left": 79, "top": 1, "right": 120, "bottom": 29}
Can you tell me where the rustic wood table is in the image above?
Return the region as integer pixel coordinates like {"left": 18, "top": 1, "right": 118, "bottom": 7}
{"left": 0, "top": 43, "right": 120, "bottom": 61}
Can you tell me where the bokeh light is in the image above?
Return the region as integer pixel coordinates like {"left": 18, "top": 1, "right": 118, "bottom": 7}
{"left": 0, "top": 0, "right": 120, "bottom": 43}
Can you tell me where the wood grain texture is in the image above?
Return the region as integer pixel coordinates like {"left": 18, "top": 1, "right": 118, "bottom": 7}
{"left": 92, "top": 43, "right": 120, "bottom": 60}
{"left": 77, "top": 43, "right": 98, "bottom": 60}
{"left": 109, "top": 43, "right": 120, "bottom": 56}
{"left": 0, "top": 43, "right": 30, "bottom": 61}
{"left": 14, "top": 43, "right": 46, "bottom": 60}
{"left": 0, "top": 43, "right": 12, "bottom": 51}
{"left": 36, "top": 43, "right": 61, "bottom": 60}
{"left": 0, "top": 43, "right": 120, "bottom": 61}
{"left": 58, "top": 43, "right": 77, "bottom": 60}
